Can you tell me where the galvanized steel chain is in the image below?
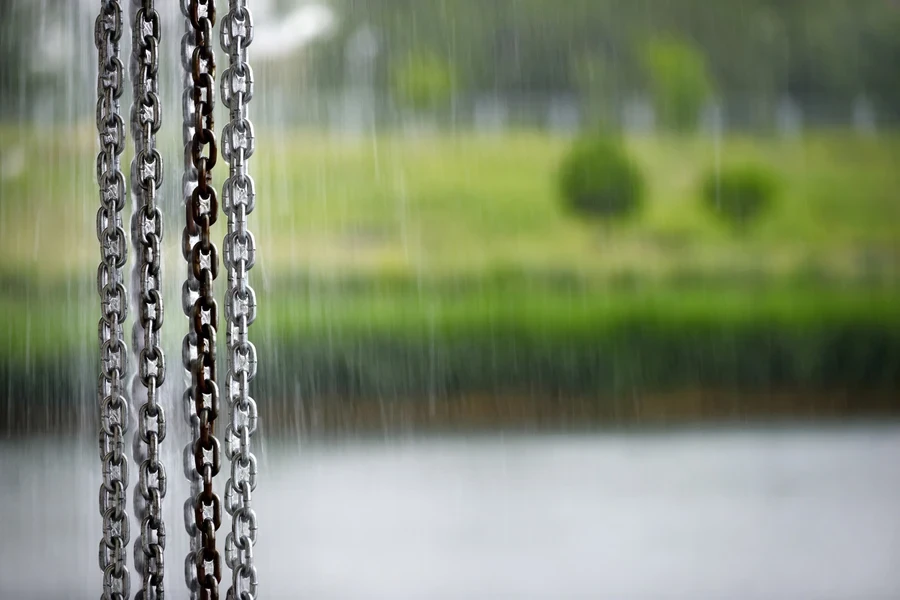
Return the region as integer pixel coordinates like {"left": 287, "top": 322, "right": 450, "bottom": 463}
{"left": 179, "top": 2, "right": 202, "bottom": 596}
{"left": 128, "top": 0, "right": 167, "bottom": 598}
{"left": 181, "top": 0, "right": 223, "bottom": 598}
{"left": 95, "top": 2, "right": 131, "bottom": 599}
{"left": 221, "top": 2, "right": 259, "bottom": 599}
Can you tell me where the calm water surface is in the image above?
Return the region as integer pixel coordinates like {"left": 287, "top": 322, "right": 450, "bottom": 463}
{"left": 1, "top": 425, "right": 899, "bottom": 599}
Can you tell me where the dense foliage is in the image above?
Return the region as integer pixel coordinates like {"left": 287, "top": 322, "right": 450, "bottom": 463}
{"left": 5, "top": 282, "right": 900, "bottom": 433}
{"left": 5, "top": 2, "right": 899, "bottom": 123}
{"left": 314, "top": 0, "right": 900, "bottom": 119}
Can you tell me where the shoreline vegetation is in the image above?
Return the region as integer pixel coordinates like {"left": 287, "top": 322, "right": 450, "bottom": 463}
{"left": 3, "top": 282, "right": 899, "bottom": 434}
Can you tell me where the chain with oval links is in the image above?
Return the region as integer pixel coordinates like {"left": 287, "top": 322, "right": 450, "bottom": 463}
{"left": 179, "top": 1, "right": 202, "bottom": 596}
{"left": 95, "top": 2, "right": 132, "bottom": 599}
{"left": 128, "top": 1, "right": 167, "bottom": 598}
{"left": 181, "top": 0, "right": 223, "bottom": 598}
{"left": 220, "top": 2, "right": 259, "bottom": 598}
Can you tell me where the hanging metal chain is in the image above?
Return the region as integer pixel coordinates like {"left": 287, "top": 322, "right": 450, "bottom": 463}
{"left": 182, "top": 1, "right": 222, "bottom": 598}
{"left": 96, "top": 2, "right": 131, "bottom": 599}
{"left": 220, "top": 3, "right": 259, "bottom": 599}
{"left": 129, "top": 0, "right": 166, "bottom": 598}
{"left": 179, "top": 2, "right": 202, "bottom": 596}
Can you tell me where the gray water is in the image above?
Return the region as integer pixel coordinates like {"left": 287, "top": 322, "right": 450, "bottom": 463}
{"left": 2, "top": 425, "right": 899, "bottom": 599}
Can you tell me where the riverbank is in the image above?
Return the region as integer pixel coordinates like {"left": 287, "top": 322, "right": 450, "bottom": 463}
{"left": 3, "top": 281, "right": 899, "bottom": 435}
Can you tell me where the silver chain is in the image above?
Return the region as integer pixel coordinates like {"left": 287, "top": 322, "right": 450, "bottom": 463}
{"left": 221, "top": 2, "right": 259, "bottom": 598}
{"left": 96, "top": 2, "right": 131, "bottom": 598}
{"left": 180, "top": 3, "right": 202, "bottom": 597}
{"left": 129, "top": 1, "right": 167, "bottom": 598}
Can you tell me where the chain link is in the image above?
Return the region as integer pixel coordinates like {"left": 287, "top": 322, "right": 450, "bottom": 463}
{"left": 128, "top": 1, "right": 166, "bottom": 597}
{"left": 96, "top": 2, "right": 131, "bottom": 598}
{"left": 180, "top": 4, "right": 202, "bottom": 597}
{"left": 220, "top": 2, "right": 259, "bottom": 599}
{"left": 182, "top": 1, "right": 223, "bottom": 598}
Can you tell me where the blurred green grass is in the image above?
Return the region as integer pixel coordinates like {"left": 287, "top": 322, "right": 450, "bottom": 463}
{"left": 5, "top": 279, "right": 900, "bottom": 361}
{"left": 2, "top": 127, "right": 899, "bottom": 279}
{"left": 191, "top": 130, "right": 900, "bottom": 279}
{"left": 1, "top": 127, "right": 898, "bottom": 407}
{"left": 4, "top": 281, "right": 899, "bottom": 412}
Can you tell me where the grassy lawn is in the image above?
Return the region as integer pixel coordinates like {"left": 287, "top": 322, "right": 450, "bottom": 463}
{"left": 1, "top": 125, "right": 898, "bottom": 405}
{"left": 254, "top": 130, "right": 900, "bottom": 279}
{"left": 1, "top": 126, "right": 899, "bottom": 280}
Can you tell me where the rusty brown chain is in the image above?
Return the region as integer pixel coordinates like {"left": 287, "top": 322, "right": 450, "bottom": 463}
{"left": 181, "top": 0, "right": 223, "bottom": 598}
{"left": 95, "top": 2, "right": 131, "bottom": 599}
{"left": 128, "top": 1, "right": 167, "bottom": 598}
{"left": 221, "top": 1, "right": 259, "bottom": 598}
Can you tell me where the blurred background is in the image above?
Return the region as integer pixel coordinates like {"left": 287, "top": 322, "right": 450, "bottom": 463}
{"left": 1, "top": 0, "right": 899, "bottom": 598}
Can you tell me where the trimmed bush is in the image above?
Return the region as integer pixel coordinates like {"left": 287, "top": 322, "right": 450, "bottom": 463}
{"left": 703, "top": 165, "right": 778, "bottom": 231}
{"left": 558, "top": 137, "right": 645, "bottom": 220}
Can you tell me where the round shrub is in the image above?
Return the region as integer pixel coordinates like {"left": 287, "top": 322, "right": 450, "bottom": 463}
{"left": 702, "top": 165, "right": 778, "bottom": 231}
{"left": 558, "top": 137, "right": 645, "bottom": 220}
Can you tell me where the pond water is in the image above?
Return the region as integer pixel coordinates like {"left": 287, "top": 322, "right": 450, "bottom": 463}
{"left": 2, "top": 424, "right": 899, "bottom": 599}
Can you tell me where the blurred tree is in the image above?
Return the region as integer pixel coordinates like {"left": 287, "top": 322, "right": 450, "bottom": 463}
{"left": 390, "top": 51, "right": 456, "bottom": 112}
{"left": 640, "top": 37, "right": 714, "bottom": 132}
{"left": 317, "top": 0, "right": 900, "bottom": 118}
